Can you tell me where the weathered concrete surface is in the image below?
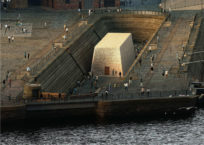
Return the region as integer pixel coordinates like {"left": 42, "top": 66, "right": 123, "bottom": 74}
{"left": 96, "top": 96, "right": 198, "bottom": 119}
{"left": 1, "top": 95, "right": 198, "bottom": 122}
{"left": 1, "top": 104, "right": 26, "bottom": 122}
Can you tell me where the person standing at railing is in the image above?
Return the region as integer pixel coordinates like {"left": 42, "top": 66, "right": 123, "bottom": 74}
{"left": 141, "top": 87, "right": 145, "bottom": 96}
{"left": 105, "top": 90, "right": 109, "bottom": 97}
{"left": 146, "top": 88, "right": 150, "bottom": 97}
{"left": 140, "top": 78, "right": 143, "bottom": 87}
{"left": 124, "top": 83, "right": 128, "bottom": 91}
{"left": 129, "top": 77, "right": 132, "bottom": 86}
{"left": 88, "top": 9, "right": 91, "bottom": 16}
{"left": 8, "top": 78, "right": 11, "bottom": 88}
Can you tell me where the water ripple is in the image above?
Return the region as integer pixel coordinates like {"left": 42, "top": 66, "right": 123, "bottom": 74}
{"left": 1, "top": 110, "right": 204, "bottom": 145}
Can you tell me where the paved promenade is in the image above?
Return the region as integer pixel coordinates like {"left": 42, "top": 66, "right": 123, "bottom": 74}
{"left": 0, "top": 7, "right": 81, "bottom": 104}
{"left": 0, "top": 9, "right": 200, "bottom": 105}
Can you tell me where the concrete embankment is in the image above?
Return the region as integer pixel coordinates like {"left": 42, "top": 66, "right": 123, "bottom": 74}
{"left": 1, "top": 96, "right": 199, "bottom": 123}
{"left": 1, "top": 104, "right": 26, "bottom": 122}
{"left": 96, "top": 96, "right": 198, "bottom": 119}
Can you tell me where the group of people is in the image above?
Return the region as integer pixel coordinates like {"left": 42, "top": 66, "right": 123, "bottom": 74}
{"left": 24, "top": 51, "right": 30, "bottom": 59}
{"left": 7, "top": 35, "right": 15, "bottom": 43}
{"left": 4, "top": 24, "right": 15, "bottom": 43}
{"left": 62, "top": 24, "right": 69, "bottom": 40}
{"left": 139, "top": 78, "right": 151, "bottom": 96}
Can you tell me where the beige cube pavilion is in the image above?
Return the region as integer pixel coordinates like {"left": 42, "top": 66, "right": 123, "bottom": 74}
{"left": 91, "top": 33, "right": 135, "bottom": 77}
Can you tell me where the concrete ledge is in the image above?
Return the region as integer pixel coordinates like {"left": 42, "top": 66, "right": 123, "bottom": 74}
{"left": 1, "top": 104, "right": 26, "bottom": 122}
{"left": 1, "top": 95, "right": 198, "bottom": 122}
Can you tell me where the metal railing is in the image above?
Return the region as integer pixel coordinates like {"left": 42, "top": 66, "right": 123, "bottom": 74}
{"left": 22, "top": 89, "right": 192, "bottom": 105}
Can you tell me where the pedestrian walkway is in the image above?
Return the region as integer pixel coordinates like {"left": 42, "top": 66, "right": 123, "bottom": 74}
{"left": 0, "top": 8, "right": 81, "bottom": 105}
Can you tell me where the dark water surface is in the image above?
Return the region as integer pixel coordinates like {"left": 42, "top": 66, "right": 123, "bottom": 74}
{"left": 1, "top": 110, "right": 204, "bottom": 145}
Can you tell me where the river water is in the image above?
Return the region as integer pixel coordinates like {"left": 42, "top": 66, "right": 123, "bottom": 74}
{"left": 1, "top": 109, "right": 204, "bottom": 145}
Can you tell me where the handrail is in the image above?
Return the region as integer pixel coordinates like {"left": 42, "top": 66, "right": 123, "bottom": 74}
{"left": 24, "top": 89, "right": 192, "bottom": 105}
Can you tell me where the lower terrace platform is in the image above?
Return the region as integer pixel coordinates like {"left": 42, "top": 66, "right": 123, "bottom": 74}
{"left": 1, "top": 9, "right": 204, "bottom": 122}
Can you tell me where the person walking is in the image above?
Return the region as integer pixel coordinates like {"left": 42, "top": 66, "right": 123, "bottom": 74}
{"left": 64, "top": 24, "right": 66, "bottom": 31}
{"left": 2, "top": 80, "right": 6, "bottom": 88}
{"left": 146, "top": 88, "right": 150, "bottom": 97}
{"left": 178, "top": 56, "right": 181, "bottom": 65}
{"left": 27, "top": 53, "right": 30, "bottom": 59}
{"left": 26, "top": 66, "right": 31, "bottom": 72}
{"left": 105, "top": 90, "right": 109, "bottom": 97}
{"left": 63, "top": 35, "right": 67, "bottom": 40}
{"left": 157, "top": 36, "right": 159, "bottom": 43}
{"left": 151, "top": 54, "right": 155, "bottom": 63}
{"left": 4, "top": 24, "right": 8, "bottom": 34}
{"left": 65, "top": 27, "right": 68, "bottom": 33}
{"left": 148, "top": 46, "right": 152, "bottom": 53}
{"left": 11, "top": 35, "right": 14, "bottom": 42}
{"left": 108, "top": 83, "right": 111, "bottom": 92}
{"left": 95, "top": 75, "right": 98, "bottom": 82}
{"left": 162, "top": 69, "right": 165, "bottom": 76}
{"left": 165, "top": 70, "right": 168, "bottom": 78}
{"left": 88, "top": 9, "right": 91, "bottom": 16}
{"left": 52, "top": 42, "right": 55, "bottom": 51}
{"left": 8, "top": 36, "right": 11, "bottom": 43}
{"left": 8, "top": 78, "right": 11, "bottom": 88}
{"left": 44, "top": 22, "right": 47, "bottom": 28}
{"left": 129, "top": 77, "right": 132, "bottom": 86}
{"left": 24, "top": 51, "right": 26, "bottom": 59}
{"left": 119, "top": 72, "right": 122, "bottom": 77}
{"left": 141, "top": 87, "right": 145, "bottom": 96}
{"left": 139, "top": 58, "right": 142, "bottom": 66}
{"left": 140, "top": 78, "right": 143, "bottom": 87}
{"left": 150, "top": 63, "right": 154, "bottom": 72}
